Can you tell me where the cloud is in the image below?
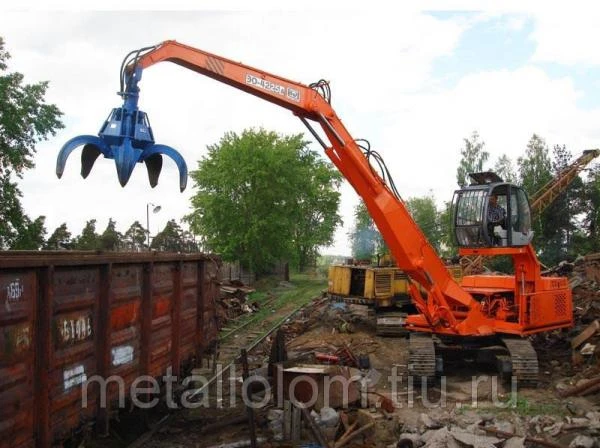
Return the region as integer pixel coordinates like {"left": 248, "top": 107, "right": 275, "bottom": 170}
{"left": 531, "top": 8, "right": 600, "bottom": 66}
{"left": 378, "top": 64, "right": 600, "bottom": 197}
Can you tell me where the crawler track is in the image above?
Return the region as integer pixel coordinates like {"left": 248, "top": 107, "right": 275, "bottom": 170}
{"left": 408, "top": 333, "right": 437, "bottom": 380}
{"left": 502, "top": 337, "right": 539, "bottom": 385}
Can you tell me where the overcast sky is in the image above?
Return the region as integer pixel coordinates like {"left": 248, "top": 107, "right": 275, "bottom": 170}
{"left": 2, "top": 5, "right": 600, "bottom": 255}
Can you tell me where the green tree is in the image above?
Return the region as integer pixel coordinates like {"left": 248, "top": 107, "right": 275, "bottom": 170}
{"left": 124, "top": 221, "right": 147, "bottom": 251}
{"left": 152, "top": 219, "right": 184, "bottom": 252}
{"left": 438, "top": 201, "right": 457, "bottom": 258}
{"left": 291, "top": 150, "right": 342, "bottom": 270}
{"left": 74, "top": 219, "right": 100, "bottom": 250}
{"left": 186, "top": 129, "right": 341, "bottom": 275}
{"left": 99, "top": 218, "right": 122, "bottom": 251}
{"left": 517, "top": 134, "right": 553, "bottom": 260}
{"left": 44, "top": 223, "right": 72, "bottom": 250}
{"left": 11, "top": 216, "right": 47, "bottom": 250}
{"left": 518, "top": 134, "right": 553, "bottom": 197}
{"left": 493, "top": 154, "right": 517, "bottom": 183}
{"left": 456, "top": 131, "right": 489, "bottom": 187}
{"left": 0, "top": 37, "right": 63, "bottom": 248}
{"left": 0, "top": 175, "right": 48, "bottom": 250}
{"left": 542, "top": 144, "right": 586, "bottom": 262}
{"left": 406, "top": 194, "right": 442, "bottom": 252}
{"left": 181, "top": 231, "right": 200, "bottom": 253}
{"left": 582, "top": 165, "right": 600, "bottom": 253}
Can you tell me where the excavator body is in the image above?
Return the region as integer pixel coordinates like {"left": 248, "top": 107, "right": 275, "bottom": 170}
{"left": 57, "top": 40, "right": 575, "bottom": 382}
{"left": 449, "top": 172, "right": 572, "bottom": 334}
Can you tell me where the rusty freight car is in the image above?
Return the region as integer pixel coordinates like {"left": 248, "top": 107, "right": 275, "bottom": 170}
{"left": 0, "top": 251, "right": 220, "bottom": 448}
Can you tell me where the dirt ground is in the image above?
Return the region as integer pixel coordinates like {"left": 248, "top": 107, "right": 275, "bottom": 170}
{"left": 140, "top": 303, "right": 598, "bottom": 448}
{"left": 286, "top": 316, "right": 599, "bottom": 445}
{"left": 140, "top": 261, "right": 600, "bottom": 447}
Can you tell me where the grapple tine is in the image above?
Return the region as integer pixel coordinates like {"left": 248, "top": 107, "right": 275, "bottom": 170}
{"left": 56, "top": 135, "right": 110, "bottom": 179}
{"left": 141, "top": 144, "right": 188, "bottom": 192}
{"left": 144, "top": 153, "right": 163, "bottom": 188}
{"left": 81, "top": 144, "right": 102, "bottom": 178}
{"left": 114, "top": 139, "right": 141, "bottom": 188}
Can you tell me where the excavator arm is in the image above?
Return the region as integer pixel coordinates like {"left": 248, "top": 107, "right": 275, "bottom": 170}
{"left": 59, "top": 40, "right": 494, "bottom": 335}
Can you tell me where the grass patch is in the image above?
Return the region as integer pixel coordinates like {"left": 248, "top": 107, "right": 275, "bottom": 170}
{"left": 247, "top": 290, "right": 268, "bottom": 303}
{"left": 457, "top": 395, "right": 567, "bottom": 418}
{"left": 504, "top": 395, "right": 567, "bottom": 417}
{"left": 251, "top": 273, "right": 326, "bottom": 318}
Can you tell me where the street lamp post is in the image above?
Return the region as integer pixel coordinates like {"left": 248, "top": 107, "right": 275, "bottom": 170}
{"left": 146, "top": 202, "right": 162, "bottom": 250}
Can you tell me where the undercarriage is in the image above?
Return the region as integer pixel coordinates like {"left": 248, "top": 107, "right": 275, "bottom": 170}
{"left": 407, "top": 333, "right": 539, "bottom": 386}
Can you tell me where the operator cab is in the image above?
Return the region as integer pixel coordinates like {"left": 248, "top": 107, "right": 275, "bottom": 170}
{"left": 452, "top": 172, "right": 533, "bottom": 248}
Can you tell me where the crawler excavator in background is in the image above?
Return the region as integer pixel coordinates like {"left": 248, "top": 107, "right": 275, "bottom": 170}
{"left": 56, "top": 40, "right": 573, "bottom": 383}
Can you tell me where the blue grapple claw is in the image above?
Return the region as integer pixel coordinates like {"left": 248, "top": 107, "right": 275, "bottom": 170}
{"left": 56, "top": 66, "right": 188, "bottom": 192}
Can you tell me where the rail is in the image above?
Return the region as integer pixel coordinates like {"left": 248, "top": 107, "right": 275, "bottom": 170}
{"left": 125, "top": 293, "right": 322, "bottom": 447}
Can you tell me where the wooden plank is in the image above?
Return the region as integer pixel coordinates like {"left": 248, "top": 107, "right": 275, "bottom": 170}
{"left": 571, "top": 319, "right": 600, "bottom": 349}
{"left": 558, "top": 375, "right": 600, "bottom": 398}
{"left": 291, "top": 403, "right": 301, "bottom": 442}
{"left": 334, "top": 422, "right": 374, "bottom": 448}
{"left": 283, "top": 400, "right": 292, "bottom": 440}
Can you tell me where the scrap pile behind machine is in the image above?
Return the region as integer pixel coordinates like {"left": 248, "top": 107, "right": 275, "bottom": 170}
{"left": 219, "top": 280, "right": 258, "bottom": 321}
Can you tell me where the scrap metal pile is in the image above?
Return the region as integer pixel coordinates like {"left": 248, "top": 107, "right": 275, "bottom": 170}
{"left": 218, "top": 280, "right": 260, "bottom": 323}
{"left": 541, "top": 254, "right": 600, "bottom": 361}
{"left": 264, "top": 298, "right": 600, "bottom": 448}
{"left": 538, "top": 253, "right": 600, "bottom": 402}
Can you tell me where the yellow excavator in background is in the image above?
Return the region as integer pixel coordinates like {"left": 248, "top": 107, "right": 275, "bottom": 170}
{"left": 327, "top": 257, "right": 462, "bottom": 308}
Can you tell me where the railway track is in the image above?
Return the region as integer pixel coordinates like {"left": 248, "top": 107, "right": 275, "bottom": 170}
{"left": 187, "top": 301, "right": 309, "bottom": 401}
{"left": 218, "top": 296, "right": 278, "bottom": 341}
{"left": 125, "top": 282, "right": 324, "bottom": 447}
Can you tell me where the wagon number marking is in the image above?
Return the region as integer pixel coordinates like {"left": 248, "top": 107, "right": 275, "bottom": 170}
{"left": 60, "top": 316, "right": 93, "bottom": 343}
{"left": 5, "top": 279, "right": 24, "bottom": 312}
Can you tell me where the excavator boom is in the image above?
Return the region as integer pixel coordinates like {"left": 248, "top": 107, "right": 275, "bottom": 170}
{"left": 132, "top": 41, "right": 485, "bottom": 331}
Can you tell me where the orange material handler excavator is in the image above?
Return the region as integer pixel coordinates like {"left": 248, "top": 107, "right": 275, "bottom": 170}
{"left": 57, "top": 41, "right": 573, "bottom": 382}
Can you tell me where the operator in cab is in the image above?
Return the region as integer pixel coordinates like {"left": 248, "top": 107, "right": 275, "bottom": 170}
{"left": 487, "top": 194, "right": 506, "bottom": 245}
